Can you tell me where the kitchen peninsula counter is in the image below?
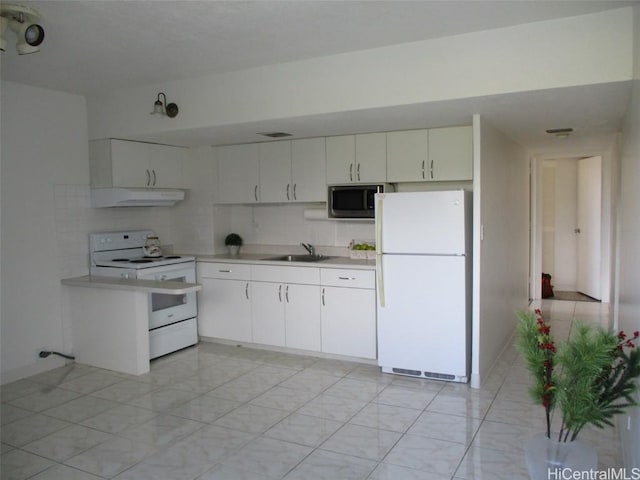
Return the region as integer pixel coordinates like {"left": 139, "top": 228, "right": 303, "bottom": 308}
{"left": 61, "top": 275, "right": 201, "bottom": 376}
{"left": 61, "top": 275, "right": 201, "bottom": 294}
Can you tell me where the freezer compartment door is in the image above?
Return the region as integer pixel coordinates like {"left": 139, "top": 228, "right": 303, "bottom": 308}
{"left": 377, "top": 190, "right": 467, "bottom": 255}
{"left": 377, "top": 254, "right": 469, "bottom": 381}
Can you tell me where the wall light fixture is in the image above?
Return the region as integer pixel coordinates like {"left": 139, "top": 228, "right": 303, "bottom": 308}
{"left": 150, "top": 92, "right": 179, "bottom": 118}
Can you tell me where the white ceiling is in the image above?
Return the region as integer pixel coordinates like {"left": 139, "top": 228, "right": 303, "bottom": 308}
{"left": 1, "top": 0, "right": 638, "bottom": 154}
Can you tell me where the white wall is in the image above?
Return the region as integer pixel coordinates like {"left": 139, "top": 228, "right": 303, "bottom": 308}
{"left": 0, "top": 82, "right": 182, "bottom": 383}
{"left": 616, "top": 4, "right": 640, "bottom": 469}
{"left": 472, "top": 115, "right": 529, "bottom": 388}
{"left": 86, "top": 8, "right": 634, "bottom": 143}
{"left": 1, "top": 82, "right": 89, "bottom": 380}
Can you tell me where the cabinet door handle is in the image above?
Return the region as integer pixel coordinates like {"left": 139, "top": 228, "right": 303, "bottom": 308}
{"left": 430, "top": 160, "right": 434, "bottom": 179}
{"left": 357, "top": 163, "right": 361, "bottom": 182}
{"left": 254, "top": 185, "right": 259, "bottom": 202}
{"left": 349, "top": 163, "right": 353, "bottom": 182}
{"left": 285, "top": 285, "right": 289, "bottom": 303}
{"left": 286, "top": 183, "right": 290, "bottom": 201}
{"left": 219, "top": 269, "right": 231, "bottom": 273}
{"left": 146, "top": 169, "right": 151, "bottom": 186}
{"left": 278, "top": 284, "right": 282, "bottom": 302}
{"left": 321, "top": 287, "right": 325, "bottom": 306}
{"left": 152, "top": 169, "right": 157, "bottom": 186}
{"left": 293, "top": 184, "right": 297, "bottom": 200}
{"left": 421, "top": 161, "right": 425, "bottom": 180}
{"left": 338, "top": 276, "right": 356, "bottom": 280}
{"left": 245, "top": 282, "right": 249, "bottom": 300}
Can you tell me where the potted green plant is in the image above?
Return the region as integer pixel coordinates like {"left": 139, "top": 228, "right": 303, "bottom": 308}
{"left": 515, "top": 309, "right": 640, "bottom": 478}
{"left": 224, "top": 233, "right": 243, "bottom": 255}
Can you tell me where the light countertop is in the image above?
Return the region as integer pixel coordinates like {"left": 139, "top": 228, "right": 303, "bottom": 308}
{"left": 196, "top": 253, "right": 376, "bottom": 270}
{"left": 61, "top": 275, "right": 202, "bottom": 294}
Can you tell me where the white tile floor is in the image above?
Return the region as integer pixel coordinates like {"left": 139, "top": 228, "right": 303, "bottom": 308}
{"left": 1, "top": 299, "right": 622, "bottom": 479}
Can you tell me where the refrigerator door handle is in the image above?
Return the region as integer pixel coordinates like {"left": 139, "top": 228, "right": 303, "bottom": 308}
{"left": 375, "top": 194, "right": 385, "bottom": 307}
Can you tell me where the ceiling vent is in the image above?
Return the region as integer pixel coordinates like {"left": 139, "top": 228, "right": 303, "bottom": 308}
{"left": 259, "top": 132, "right": 292, "bottom": 138}
{"left": 546, "top": 128, "right": 574, "bottom": 138}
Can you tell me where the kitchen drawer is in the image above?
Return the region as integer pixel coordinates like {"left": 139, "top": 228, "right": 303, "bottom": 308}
{"left": 251, "top": 265, "right": 320, "bottom": 285}
{"left": 320, "top": 268, "right": 376, "bottom": 289}
{"left": 198, "top": 262, "right": 251, "bottom": 280}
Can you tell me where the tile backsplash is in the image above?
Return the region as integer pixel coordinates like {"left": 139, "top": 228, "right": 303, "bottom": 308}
{"left": 53, "top": 184, "right": 374, "bottom": 279}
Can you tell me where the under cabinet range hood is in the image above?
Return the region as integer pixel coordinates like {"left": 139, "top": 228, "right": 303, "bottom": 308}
{"left": 90, "top": 187, "right": 185, "bottom": 208}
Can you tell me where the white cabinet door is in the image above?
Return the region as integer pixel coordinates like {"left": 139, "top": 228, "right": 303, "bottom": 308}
{"left": 321, "top": 286, "right": 376, "bottom": 359}
{"left": 386, "top": 129, "right": 429, "bottom": 183}
{"left": 326, "top": 135, "right": 355, "bottom": 184}
{"left": 285, "top": 283, "right": 321, "bottom": 352}
{"left": 215, "top": 144, "right": 260, "bottom": 204}
{"left": 150, "top": 144, "right": 185, "bottom": 188}
{"left": 259, "top": 141, "right": 292, "bottom": 203}
{"left": 198, "top": 278, "right": 252, "bottom": 342}
{"left": 355, "top": 133, "right": 386, "bottom": 183}
{"left": 428, "top": 126, "right": 473, "bottom": 181}
{"left": 326, "top": 134, "right": 386, "bottom": 184}
{"left": 291, "top": 138, "right": 326, "bottom": 202}
{"left": 110, "top": 140, "right": 152, "bottom": 188}
{"left": 251, "top": 282, "right": 286, "bottom": 347}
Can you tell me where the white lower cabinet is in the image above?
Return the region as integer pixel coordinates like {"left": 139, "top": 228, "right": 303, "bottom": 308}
{"left": 197, "top": 263, "right": 252, "bottom": 342}
{"left": 284, "top": 283, "right": 321, "bottom": 351}
{"left": 251, "top": 265, "right": 321, "bottom": 351}
{"left": 320, "top": 269, "right": 377, "bottom": 359}
{"left": 198, "top": 261, "right": 374, "bottom": 359}
{"left": 251, "top": 282, "right": 286, "bottom": 347}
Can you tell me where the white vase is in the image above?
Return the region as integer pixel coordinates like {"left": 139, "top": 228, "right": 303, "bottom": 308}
{"left": 227, "top": 245, "right": 240, "bottom": 256}
{"left": 524, "top": 433, "right": 598, "bottom": 480}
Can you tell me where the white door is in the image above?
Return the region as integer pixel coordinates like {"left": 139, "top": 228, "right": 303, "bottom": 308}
{"left": 576, "top": 156, "right": 602, "bottom": 300}
{"left": 377, "top": 254, "right": 468, "bottom": 379}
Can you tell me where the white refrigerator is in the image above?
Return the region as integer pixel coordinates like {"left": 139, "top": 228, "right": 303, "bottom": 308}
{"left": 375, "top": 190, "right": 471, "bottom": 383}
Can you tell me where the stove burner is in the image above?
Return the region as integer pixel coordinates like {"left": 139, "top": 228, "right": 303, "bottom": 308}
{"left": 130, "top": 259, "right": 153, "bottom": 264}
{"left": 164, "top": 255, "right": 181, "bottom": 259}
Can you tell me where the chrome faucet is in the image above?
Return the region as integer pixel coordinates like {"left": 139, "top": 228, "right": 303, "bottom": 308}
{"left": 301, "top": 242, "right": 315, "bottom": 256}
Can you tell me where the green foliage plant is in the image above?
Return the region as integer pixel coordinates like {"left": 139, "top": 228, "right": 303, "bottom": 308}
{"left": 224, "top": 233, "right": 243, "bottom": 246}
{"left": 515, "top": 309, "right": 640, "bottom": 442}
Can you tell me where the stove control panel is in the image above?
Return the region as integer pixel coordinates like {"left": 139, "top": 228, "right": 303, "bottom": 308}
{"left": 90, "top": 230, "right": 155, "bottom": 252}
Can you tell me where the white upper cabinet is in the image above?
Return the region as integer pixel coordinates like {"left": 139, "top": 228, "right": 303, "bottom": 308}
{"left": 259, "top": 141, "right": 292, "bottom": 203}
{"left": 215, "top": 143, "right": 260, "bottom": 204}
{"left": 326, "top": 133, "right": 386, "bottom": 184}
{"left": 386, "top": 129, "right": 429, "bottom": 182}
{"left": 291, "top": 138, "right": 326, "bottom": 202}
{"left": 386, "top": 126, "right": 472, "bottom": 183}
{"left": 258, "top": 138, "right": 326, "bottom": 203}
{"left": 428, "top": 126, "right": 473, "bottom": 181}
{"left": 90, "top": 139, "right": 185, "bottom": 189}
{"left": 149, "top": 144, "right": 186, "bottom": 188}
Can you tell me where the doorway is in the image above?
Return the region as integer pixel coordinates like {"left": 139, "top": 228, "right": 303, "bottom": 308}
{"left": 531, "top": 155, "right": 607, "bottom": 302}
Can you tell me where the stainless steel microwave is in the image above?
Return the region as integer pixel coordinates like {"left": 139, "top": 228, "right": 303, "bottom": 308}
{"left": 328, "top": 184, "right": 393, "bottom": 218}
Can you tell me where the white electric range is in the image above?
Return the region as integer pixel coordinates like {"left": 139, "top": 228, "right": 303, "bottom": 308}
{"left": 89, "top": 230, "right": 198, "bottom": 359}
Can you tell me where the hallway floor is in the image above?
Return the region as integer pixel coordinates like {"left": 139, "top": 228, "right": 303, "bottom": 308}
{"left": 1, "top": 299, "right": 622, "bottom": 479}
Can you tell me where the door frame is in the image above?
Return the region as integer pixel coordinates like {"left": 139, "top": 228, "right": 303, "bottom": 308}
{"left": 530, "top": 152, "right": 614, "bottom": 302}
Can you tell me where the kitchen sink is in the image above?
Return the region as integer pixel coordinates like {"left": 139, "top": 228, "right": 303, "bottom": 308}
{"left": 261, "top": 254, "right": 335, "bottom": 263}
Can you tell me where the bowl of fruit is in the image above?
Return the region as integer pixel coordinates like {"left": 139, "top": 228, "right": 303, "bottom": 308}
{"left": 349, "top": 240, "right": 376, "bottom": 260}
